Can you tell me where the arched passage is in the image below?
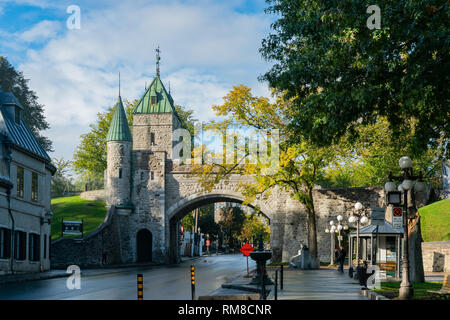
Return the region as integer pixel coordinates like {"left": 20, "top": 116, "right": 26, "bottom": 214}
{"left": 167, "top": 193, "right": 270, "bottom": 264}
{"left": 136, "top": 229, "right": 152, "bottom": 262}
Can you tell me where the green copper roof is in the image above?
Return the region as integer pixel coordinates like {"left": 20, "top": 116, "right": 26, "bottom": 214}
{"left": 133, "top": 76, "right": 175, "bottom": 114}
{"left": 106, "top": 96, "right": 132, "bottom": 142}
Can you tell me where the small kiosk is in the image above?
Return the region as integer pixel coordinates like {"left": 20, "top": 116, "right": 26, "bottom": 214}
{"left": 349, "top": 221, "right": 403, "bottom": 278}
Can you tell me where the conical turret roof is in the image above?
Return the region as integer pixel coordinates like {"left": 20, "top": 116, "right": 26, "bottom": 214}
{"left": 106, "top": 96, "right": 132, "bottom": 142}
{"left": 133, "top": 75, "right": 176, "bottom": 114}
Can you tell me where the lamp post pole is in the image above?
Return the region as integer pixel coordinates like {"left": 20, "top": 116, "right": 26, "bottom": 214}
{"left": 384, "top": 156, "right": 426, "bottom": 300}
{"left": 326, "top": 216, "right": 347, "bottom": 266}
{"left": 399, "top": 187, "right": 413, "bottom": 299}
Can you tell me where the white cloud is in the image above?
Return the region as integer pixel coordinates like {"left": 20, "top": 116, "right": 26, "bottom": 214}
{"left": 20, "top": 20, "right": 60, "bottom": 42}
{"left": 17, "top": 1, "right": 272, "bottom": 161}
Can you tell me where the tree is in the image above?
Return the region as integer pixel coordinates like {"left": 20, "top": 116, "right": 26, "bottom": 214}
{"left": 72, "top": 99, "right": 136, "bottom": 180}
{"left": 51, "top": 157, "right": 74, "bottom": 197}
{"left": 0, "top": 56, "right": 52, "bottom": 151}
{"left": 260, "top": 0, "right": 449, "bottom": 158}
{"left": 194, "top": 85, "right": 343, "bottom": 264}
{"left": 221, "top": 206, "right": 246, "bottom": 248}
{"left": 198, "top": 204, "right": 220, "bottom": 241}
{"left": 318, "top": 116, "right": 443, "bottom": 188}
{"left": 239, "top": 214, "right": 270, "bottom": 244}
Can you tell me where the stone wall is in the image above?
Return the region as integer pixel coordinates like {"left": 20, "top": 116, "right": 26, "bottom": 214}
{"left": 80, "top": 190, "right": 105, "bottom": 202}
{"left": 50, "top": 207, "right": 122, "bottom": 268}
{"left": 422, "top": 241, "right": 450, "bottom": 272}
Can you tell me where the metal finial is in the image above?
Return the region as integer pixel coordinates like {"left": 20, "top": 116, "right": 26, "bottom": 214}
{"left": 155, "top": 46, "right": 161, "bottom": 77}
{"left": 168, "top": 81, "right": 171, "bottom": 94}
{"left": 118, "top": 71, "right": 121, "bottom": 97}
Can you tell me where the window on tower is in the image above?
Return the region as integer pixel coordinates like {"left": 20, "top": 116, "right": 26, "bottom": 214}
{"left": 119, "top": 168, "right": 122, "bottom": 179}
{"left": 151, "top": 133, "right": 155, "bottom": 145}
{"left": 151, "top": 95, "right": 157, "bottom": 105}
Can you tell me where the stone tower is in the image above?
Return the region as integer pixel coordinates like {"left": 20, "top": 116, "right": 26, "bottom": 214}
{"left": 105, "top": 95, "right": 132, "bottom": 209}
{"left": 128, "top": 72, "right": 182, "bottom": 263}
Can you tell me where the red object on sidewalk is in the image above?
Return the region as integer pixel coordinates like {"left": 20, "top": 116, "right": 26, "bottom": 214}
{"left": 240, "top": 243, "right": 254, "bottom": 257}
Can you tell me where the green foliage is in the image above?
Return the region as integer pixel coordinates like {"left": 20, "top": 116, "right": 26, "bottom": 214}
{"left": 72, "top": 99, "right": 136, "bottom": 177}
{"left": 319, "top": 117, "right": 443, "bottom": 188}
{"left": 238, "top": 213, "right": 270, "bottom": 243}
{"left": 198, "top": 204, "right": 219, "bottom": 239}
{"left": 221, "top": 206, "right": 246, "bottom": 247}
{"left": 51, "top": 158, "right": 75, "bottom": 197}
{"left": 419, "top": 199, "right": 450, "bottom": 242}
{"left": 175, "top": 105, "right": 197, "bottom": 137}
{"left": 0, "top": 56, "right": 52, "bottom": 151}
{"left": 50, "top": 196, "right": 107, "bottom": 240}
{"left": 260, "top": 0, "right": 450, "bottom": 157}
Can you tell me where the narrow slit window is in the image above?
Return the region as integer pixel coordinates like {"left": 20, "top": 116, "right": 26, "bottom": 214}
{"left": 119, "top": 168, "right": 122, "bottom": 179}
{"left": 151, "top": 132, "right": 155, "bottom": 145}
{"left": 151, "top": 171, "right": 154, "bottom": 180}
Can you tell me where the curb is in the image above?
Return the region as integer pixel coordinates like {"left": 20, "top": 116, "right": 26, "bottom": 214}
{"left": 0, "top": 272, "right": 70, "bottom": 285}
{"left": 360, "top": 288, "right": 390, "bottom": 300}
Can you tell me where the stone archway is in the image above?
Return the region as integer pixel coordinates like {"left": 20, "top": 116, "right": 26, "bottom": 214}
{"left": 137, "top": 229, "right": 152, "bottom": 262}
{"left": 167, "top": 192, "right": 271, "bottom": 264}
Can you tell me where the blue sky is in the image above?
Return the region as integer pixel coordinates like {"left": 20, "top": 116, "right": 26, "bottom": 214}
{"left": 0, "top": 0, "right": 275, "bottom": 165}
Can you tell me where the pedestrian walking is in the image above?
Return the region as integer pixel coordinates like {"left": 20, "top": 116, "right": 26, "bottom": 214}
{"left": 337, "top": 245, "right": 346, "bottom": 272}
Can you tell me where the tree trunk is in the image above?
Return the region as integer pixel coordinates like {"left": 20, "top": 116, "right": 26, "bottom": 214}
{"left": 407, "top": 190, "right": 425, "bottom": 283}
{"left": 408, "top": 215, "right": 425, "bottom": 282}
{"left": 306, "top": 207, "right": 320, "bottom": 269}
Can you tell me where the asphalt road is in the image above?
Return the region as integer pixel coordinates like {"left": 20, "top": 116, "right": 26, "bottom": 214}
{"left": 0, "top": 254, "right": 255, "bottom": 300}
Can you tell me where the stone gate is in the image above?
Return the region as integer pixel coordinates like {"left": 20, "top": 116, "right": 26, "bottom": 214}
{"left": 51, "top": 71, "right": 385, "bottom": 267}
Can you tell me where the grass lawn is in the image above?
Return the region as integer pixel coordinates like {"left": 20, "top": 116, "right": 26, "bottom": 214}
{"left": 267, "top": 261, "right": 289, "bottom": 267}
{"left": 373, "top": 281, "right": 444, "bottom": 300}
{"left": 419, "top": 198, "right": 450, "bottom": 242}
{"left": 51, "top": 196, "right": 107, "bottom": 240}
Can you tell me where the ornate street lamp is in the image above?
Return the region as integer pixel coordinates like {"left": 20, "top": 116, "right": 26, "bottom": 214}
{"left": 326, "top": 215, "right": 349, "bottom": 265}
{"left": 348, "top": 202, "right": 368, "bottom": 277}
{"left": 385, "top": 156, "right": 426, "bottom": 300}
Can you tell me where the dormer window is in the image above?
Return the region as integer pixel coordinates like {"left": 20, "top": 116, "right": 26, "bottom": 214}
{"left": 151, "top": 95, "right": 157, "bottom": 105}
{"left": 15, "top": 107, "right": 21, "bottom": 125}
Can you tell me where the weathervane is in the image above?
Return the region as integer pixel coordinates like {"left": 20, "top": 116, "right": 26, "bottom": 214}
{"left": 155, "top": 46, "right": 161, "bottom": 77}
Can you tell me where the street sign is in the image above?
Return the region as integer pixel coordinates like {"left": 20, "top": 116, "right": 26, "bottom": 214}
{"left": 62, "top": 220, "right": 83, "bottom": 236}
{"left": 240, "top": 243, "right": 254, "bottom": 257}
{"left": 392, "top": 207, "right": 403, "bottom": 229}
{"left": 371, "top": 207, "right": 385, "bottom": 226}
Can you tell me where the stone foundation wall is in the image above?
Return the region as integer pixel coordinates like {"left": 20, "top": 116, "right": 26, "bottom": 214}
{"left": 421, "top": 241, "right": 450, "bottom": 272}
{"left": 50, "top": 207, "right": 122, "bottom": 268}
{"left": 80, "top": 190, "right": 105, "bottom": 202}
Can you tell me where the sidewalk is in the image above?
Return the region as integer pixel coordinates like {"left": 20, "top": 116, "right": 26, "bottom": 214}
{"left": 207, "top": 266, "right": 368, "bottom": 300}
{"left": 265, "top": 268, "right": 367, "bottom": 300}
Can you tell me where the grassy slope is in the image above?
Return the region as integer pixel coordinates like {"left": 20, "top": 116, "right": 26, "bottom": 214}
{"left": 50, "top": 196, "right": 107, "bottom": 240}
{"left": 373, "top": 281, "right": 443, "bottom": 300}
{"left": 419, "top": 198, "right": 450, "bottom": 242}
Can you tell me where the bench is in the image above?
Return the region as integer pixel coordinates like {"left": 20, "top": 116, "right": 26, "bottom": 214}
{"left": 378, "top": 263, "right": 396, "bottom": 271}
{"left": 428, "top": 274, "right": 450, "bottom": 299}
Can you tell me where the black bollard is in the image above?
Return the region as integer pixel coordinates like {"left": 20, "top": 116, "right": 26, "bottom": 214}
{"left": 274, "top": 270, "right": 278, "bottom": 300}
{"left": 137, "top": 274, "right": 143, "bottom": 300}
{"left": 190, "top": 265, "right": 195, "bottom": 300}
{"left": 280, "top": 265, "right": 284, "bottom": 290}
